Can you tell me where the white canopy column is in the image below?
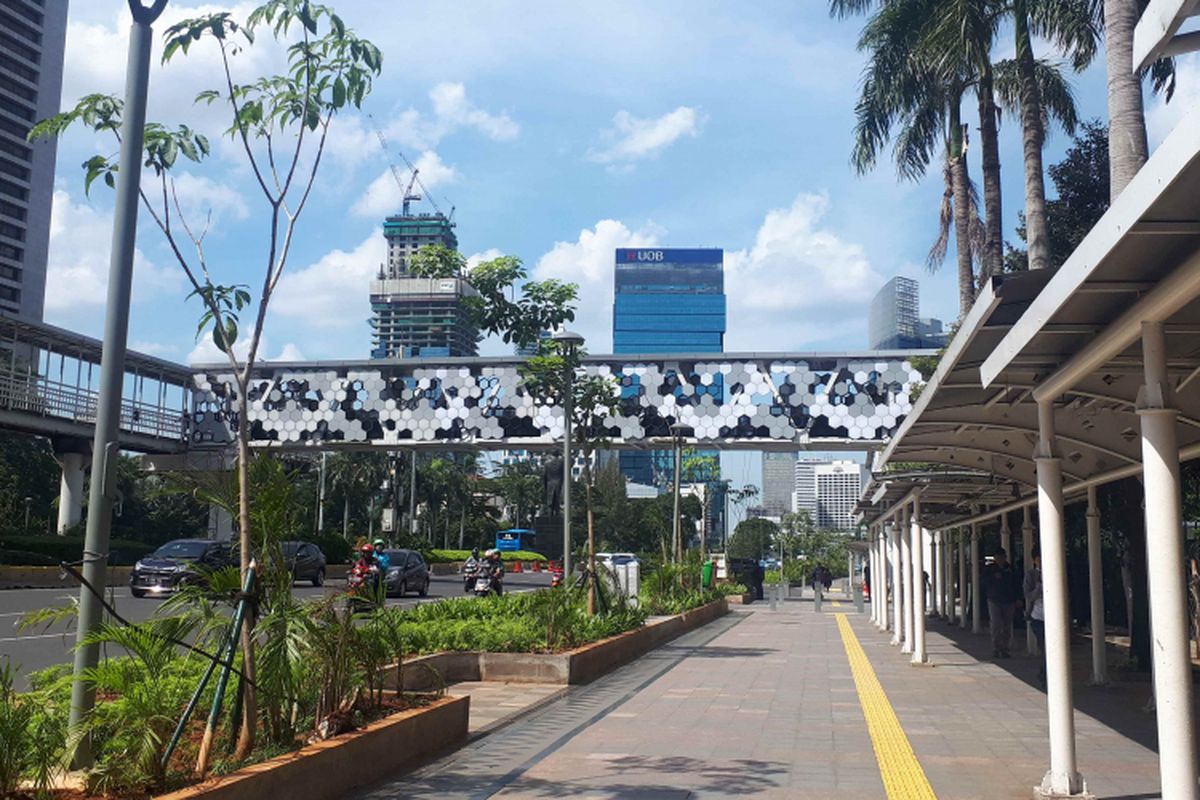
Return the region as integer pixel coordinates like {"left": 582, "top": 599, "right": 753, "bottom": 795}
{"left": 1000, "top": 512, "right": 1012, "bottom": 559}
{"left": 1035, "top": 400, "right": 1086, "bottom": 798}
{"left": 901, "top": 506, "right": 914, "bottom": 655}
{"left": 958, "top": 528, "right": 968, "bottom": 630}
{"left": 971, "top": 522, "right": 982, "bottom": 635}
{"left": 911, "top": 499, "right": 928, "bottom": 665}
{"left": 1023, "top": 505, "right": 1037, "bottom": 656}
{"left": 934, "top": 530, "right": 945, "bottom": 620}
{"left": 890, "top": 521, "right": 902, "bottom": 646}
{"left": 1138, "top": 321, "right": 1198, "bottom": 797}
{"left": 1085, "top": 486, "right": 1108, "bottom": 686}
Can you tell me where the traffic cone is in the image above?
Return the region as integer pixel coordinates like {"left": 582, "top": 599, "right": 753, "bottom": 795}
{"left": 533, "top": 561, "right": 541, "bottom": 572}
{"left": 512, "top": 560, "right": 522, "bottom": 573}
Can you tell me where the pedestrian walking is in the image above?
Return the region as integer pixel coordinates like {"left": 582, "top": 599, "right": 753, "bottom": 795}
{"left": 1024, "top": 549, "right": 1046, "bottom": 685}
{"left": 983, "top": 548, "right": 1021, "bottom": 658}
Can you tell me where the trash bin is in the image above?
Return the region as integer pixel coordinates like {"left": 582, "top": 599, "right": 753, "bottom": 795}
{"left": 701, "top": 560, "right": 714, "bottom": 588}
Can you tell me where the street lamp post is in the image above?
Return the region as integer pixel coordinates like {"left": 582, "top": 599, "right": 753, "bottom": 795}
{"left": 68, "top": 0, "right": 168, "bottom": 767}
{"left": 552, "top": 330, "right": 584, "bottom": 579}
{"left": 669, "top": 424, "right": 694, "bottom": 562}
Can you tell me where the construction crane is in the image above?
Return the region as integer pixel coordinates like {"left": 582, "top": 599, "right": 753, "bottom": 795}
{"left": 367, "top": 114, "right": 446, "bottom": 218}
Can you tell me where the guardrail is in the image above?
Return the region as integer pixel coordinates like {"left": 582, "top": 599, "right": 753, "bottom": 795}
{"left": 0, "top": 372, "right": 185, "bottom": 442}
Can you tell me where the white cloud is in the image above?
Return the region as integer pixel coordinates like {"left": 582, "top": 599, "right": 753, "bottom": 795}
{"left": 723, "top": 193, "right": 881, "bottom": 350}
{"left": 326, "top": 82, "right": 519, "bottom": 170}
{"left": 43, "top": 191, "right": 182, "bottom": 322}
{"left": 589, "top": 107, "right": 704, "bottom": 166}
{"left": 171, "top": 172, "right": 250, "bottom": 230}
{"left": 351, "top": 151, "right": 460, "bottom": 218}
{"left": 186, "top": 335, "right": 306, "bottom": 365}
{"left": 466, "top": 249, "right": 504, "bottom": 269}
{"left": 271, "top": 231, "right": 385, "bottom": 329}
{"left": 532, "top": 219, "right": 663, "bottom": 349}
{"left": 1147, "top": 52, "right": 1200, "bottom": 148}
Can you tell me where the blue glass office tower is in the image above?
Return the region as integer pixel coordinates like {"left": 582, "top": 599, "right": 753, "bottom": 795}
{"left": 613, "top": 248, "right": 725, "bottom": 491}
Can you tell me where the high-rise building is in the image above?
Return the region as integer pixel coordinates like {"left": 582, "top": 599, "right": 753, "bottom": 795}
{"left": 0, "top": 1, "right": 68, "bottom": 321}
{"left": 868, "top": 276, "right": 947, "bottom": 350}
{"left": 814, "top": 461, "right": 864, "bottom": 531}
{"left": 793, "top": 458, "right": 865, "bottom": 531}
{"left": 761, "top": 452, "right": 796, "bottom": 516}
{"left": 612, "top": 247, "right": 725, "bottom": 486}
{"left": 369, "top": 212, "right": 479, "bottom": 358}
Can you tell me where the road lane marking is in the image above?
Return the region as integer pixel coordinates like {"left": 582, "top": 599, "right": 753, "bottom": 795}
{"left": 835, "top": 613, "right": 937, "bottom": 800}
{"left": 0, "top": 632, "right": 73, "bottom": 643}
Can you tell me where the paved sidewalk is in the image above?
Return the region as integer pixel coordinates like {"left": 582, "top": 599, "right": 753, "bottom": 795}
{"left": 447, "top": 681, "right": 565, "bottom": 735}
{"left": 358, "top": 602, "right": 1166, "bottom": 799}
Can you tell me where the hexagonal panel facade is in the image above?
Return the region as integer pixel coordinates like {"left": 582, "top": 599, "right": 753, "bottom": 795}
{"left": 188, "top": 356, "right": 923, "bottom": 449}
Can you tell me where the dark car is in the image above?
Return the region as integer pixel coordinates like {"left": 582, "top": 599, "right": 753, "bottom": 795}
{"left": 281, "top": 541, "right": 327, "bottom": 586}
{"left": 383, "top": 549, "right": 430, "bottom": 597}
{"left": 130, "top": 539, "right": 233, "bottom": 598}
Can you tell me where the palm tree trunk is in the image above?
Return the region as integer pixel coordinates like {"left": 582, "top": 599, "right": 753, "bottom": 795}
{"left": 949, "top": 106, "right": 975, "bottom": 319}
{"left": 1014, "top": 0, "right": 1050, "bottom": 271}
{"left": 342, "top": 495, "right": 349, "bottom": 539}
{"left": 976, "top": 63, "right": 1004, "bottom": 283}
{"left": 1105, "top": 0, "right": 1149, "bottom": 199}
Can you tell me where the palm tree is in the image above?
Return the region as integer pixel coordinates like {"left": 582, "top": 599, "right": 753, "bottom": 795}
{"left": 921, "top": 0, "right": 1006, "bottom": 283}
{"left": 993, "top": 54, "right": 1084, "bottom": 267}
{"left": 1105, "top": 0, "right": 1148, "bottom": 198}
{"left": 838, "top": 0, "right": 985, "bottom": 317}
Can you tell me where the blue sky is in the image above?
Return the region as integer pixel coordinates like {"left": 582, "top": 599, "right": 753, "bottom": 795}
{"left": 44, "top": 1, "right": 1198, "bottom": 497}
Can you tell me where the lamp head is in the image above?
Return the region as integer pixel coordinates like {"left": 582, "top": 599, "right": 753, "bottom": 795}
{"left": 551, "top": 329, "right": 585, "bottom": 348}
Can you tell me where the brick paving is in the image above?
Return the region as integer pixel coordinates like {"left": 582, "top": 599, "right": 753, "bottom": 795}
{"left": 358, "top": 600, "right": 1168, "bottom": 799}
{"left": 447, "top": 681, "right": 565, "bottom": 735}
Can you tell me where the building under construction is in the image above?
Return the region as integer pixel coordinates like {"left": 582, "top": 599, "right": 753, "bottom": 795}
{"left": 369, "top": 211, "right": 480, "bottom": 359}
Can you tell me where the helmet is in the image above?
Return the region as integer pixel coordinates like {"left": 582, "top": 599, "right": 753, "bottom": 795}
{"left": 373, "top": 539, "right": 386, "bottom": 549}
{"left": 471, "top": 547, "right": 480, "bottom": 557}
{"left": 485, "top": 548, "right": 500, "bottom": 559}
{"left": 360, "top": 544, "right": 374, "bottom": 554}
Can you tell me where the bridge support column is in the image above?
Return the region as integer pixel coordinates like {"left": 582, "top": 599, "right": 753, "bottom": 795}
{"left": 208, "top": 505, "right": 233, "bottom": 542}
{"left": 56, "top": 449, "right": 88, "bottom": 535}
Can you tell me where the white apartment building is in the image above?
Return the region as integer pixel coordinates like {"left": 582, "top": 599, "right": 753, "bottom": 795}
{"left": 793, "top": 458, "right": 865, "bottom": 531}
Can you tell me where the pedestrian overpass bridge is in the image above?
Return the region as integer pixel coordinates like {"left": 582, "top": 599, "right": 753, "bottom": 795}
{"left": 187, "top": 352, "right": 928, "bottom": 452}
{"left": 0, "top": 311, "right": 928, "bottom": 530}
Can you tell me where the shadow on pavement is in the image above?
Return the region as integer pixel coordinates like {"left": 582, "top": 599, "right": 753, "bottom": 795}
{"left": 924, "top": 616, "right": 1161, "bottom": 753}
{"left": 657, "top": 645, "right": 776, "bottom": 659}
{"left": 393, "top": 756, "right": 788, "bottom": 798}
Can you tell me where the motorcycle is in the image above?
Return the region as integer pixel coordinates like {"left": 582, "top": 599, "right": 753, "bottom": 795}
{"left": 550, "top": 566, "right": 564, "bottom": 589}
{"left": 474, "top": 561, "right": 503, "bottom": 597}
{"left": 346, "top": 560, "right": 382, "bottom": 609}
{"left": 462, "top": 558, "right": 481, "bottom": 593}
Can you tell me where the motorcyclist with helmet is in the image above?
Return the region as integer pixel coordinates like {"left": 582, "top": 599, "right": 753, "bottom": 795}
{"left": 482, "top": 548, "right": 504, "bottom": 596}
{"left": 462, "top": 547, "right": 482, "bottom": 593}
{"left": 372, "top": 539, "right": 391, "bottom": 572}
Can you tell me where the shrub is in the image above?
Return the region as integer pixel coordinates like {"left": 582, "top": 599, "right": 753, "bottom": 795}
{"left": 0, "top": 659, "right": 66, "bottom": 795}
{"left": 0, "top": 534, "right": 157, "bottom": 566}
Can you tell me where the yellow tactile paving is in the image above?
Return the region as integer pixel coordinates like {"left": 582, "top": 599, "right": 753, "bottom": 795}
{"left": 836, "top": 613, "right": 937, "bottom": 800}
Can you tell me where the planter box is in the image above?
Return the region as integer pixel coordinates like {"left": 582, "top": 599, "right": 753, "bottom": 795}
{"left": 725, "top": 593, "right": 755, "bottom": 605}
{"left": 156, "top": 694, "right": 468, "bottom": 800}
{"left": 391, "top": 598, "right": 729, "bottom": 692}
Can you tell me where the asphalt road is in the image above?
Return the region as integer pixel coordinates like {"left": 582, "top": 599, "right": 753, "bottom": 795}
{"left": 0, "top": 571, "right": 552, "bottom": 687}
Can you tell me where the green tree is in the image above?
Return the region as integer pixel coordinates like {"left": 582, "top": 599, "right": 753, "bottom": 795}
{"left": 728, "top": 517, "right": 779, "bottom": 561}
{"left": 520, "top": 342, "right": 620, "bottom": 614}
{"left": 31, "top": 2, "right": 383, "bottom": 757}
{"left": 490, "top": 459, "right": 545, "bottom": 529}
{"left": 408, "top": 243, "right": 465, "bottom": 279}
{"left": 465, "top": 256, "right": 579, "bottom": 350}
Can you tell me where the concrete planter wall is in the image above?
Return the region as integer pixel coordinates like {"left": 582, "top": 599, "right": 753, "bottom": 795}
{"left": 725, "top": 593, "right": 755, "bottom": 605}
{"left": 0, "top": 566, "right": 133, "bottom": 589}
{"left": 391, "top": 598, "right": 729, "bottom": 692}
{"left": 155, "top": 694, "right": 468, "bottom": 800}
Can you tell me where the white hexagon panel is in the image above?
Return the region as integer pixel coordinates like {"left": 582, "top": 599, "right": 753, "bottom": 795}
{"left": 188, "top": 355, "right": 923, "bottom": 449}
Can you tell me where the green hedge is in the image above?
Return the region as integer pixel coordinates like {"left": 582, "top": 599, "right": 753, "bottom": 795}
{"left": 424, "top": 548, "right": 548, "bottom": 564}
{"left": 0, "top": 535, "right": 156, "bottom": 567}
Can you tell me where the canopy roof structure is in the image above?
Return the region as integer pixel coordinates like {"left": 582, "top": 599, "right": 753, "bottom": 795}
{"left": 860, "top": 106, "right": 1200, "bottom": 529}
{"left": 1135, "top": 0, "right": 1200, "bottom": 69}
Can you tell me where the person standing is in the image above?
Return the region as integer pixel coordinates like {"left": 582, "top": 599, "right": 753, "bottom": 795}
{"left": 1024, "top": 549, "right": 1046, "bottom": 685}
{"left": 983, "top": 548, "right": 1021, "bottom": 658}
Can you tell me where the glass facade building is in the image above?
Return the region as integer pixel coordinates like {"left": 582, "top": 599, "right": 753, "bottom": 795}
{"left": 612, "top": 248, "right": 725, "bottom": 497}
